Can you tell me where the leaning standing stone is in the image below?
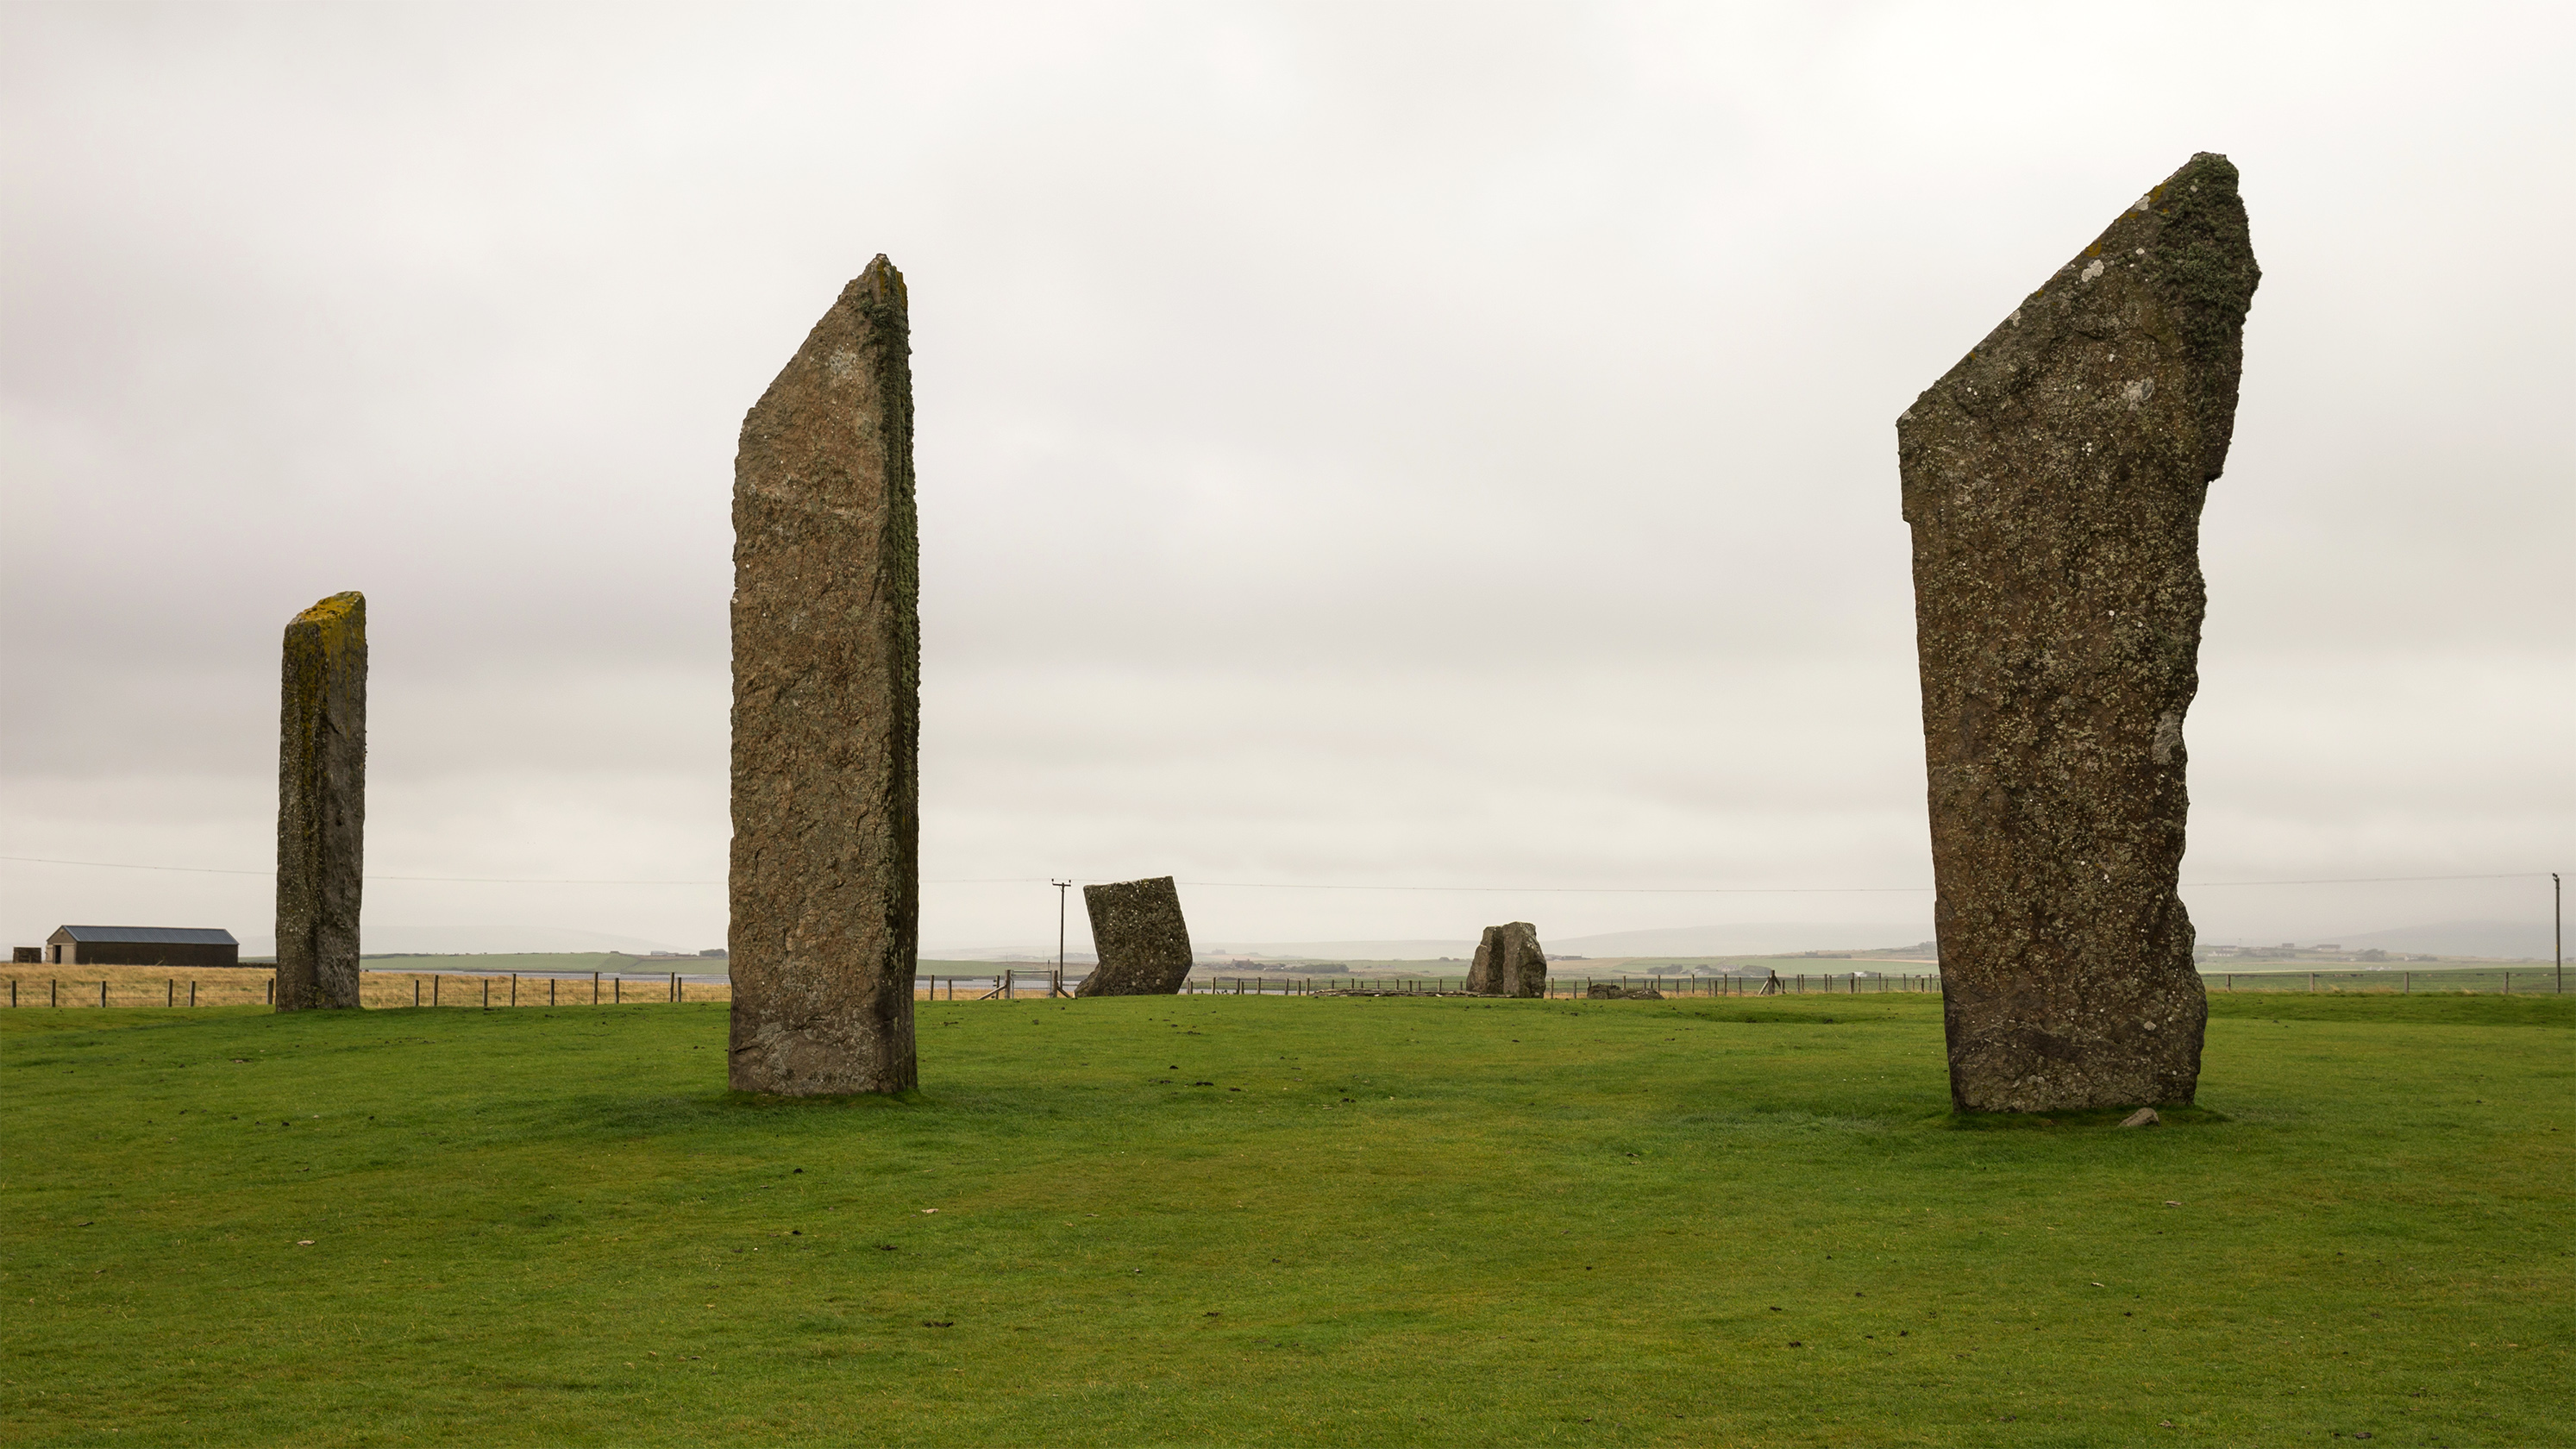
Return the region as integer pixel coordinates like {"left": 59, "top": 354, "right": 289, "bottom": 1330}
{"left": 274, "top": 591, "right": 366, "bottom": 1011}
{"left": 728, "top": 255, "right": 919, "bottom": 1095}
{"left": 1465, "top": 921, "right": 1548, "bottom": 998}
{"left": 1074, "top": 877, "right": 1194, "bottom": 996}
{"left": 1898, "top": 154, "right": 2258, "bottom": 1113}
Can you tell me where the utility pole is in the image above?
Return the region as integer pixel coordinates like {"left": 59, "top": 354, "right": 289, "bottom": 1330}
{"left": 2555, "top": 871, "right": 2562, "bottom": 995}
{"left": 1053, "top": 879, "right": 1072, "bottom": 993}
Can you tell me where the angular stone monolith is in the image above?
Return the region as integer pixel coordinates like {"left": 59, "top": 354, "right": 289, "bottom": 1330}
{"left": 1074, "top": 877, "right": 1194, "bottom": 996}
{"left": 728, "top": 254, "right": 919, "bottom": 1095}
{"left": 1898, "top": 154, "right": 2258, "bottom": 1113}
{"left": 1465, "top": 921, "right": 1547, "bottom": 998}
{"left": 275, "top": 591, "right": 366, "bottom": 1011}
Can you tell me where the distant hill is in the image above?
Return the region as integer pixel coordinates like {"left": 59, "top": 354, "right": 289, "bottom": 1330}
{"left": 329, "top": 924, "right": 686, "bottom": 956}
{"left": 1184, "top": 923, "right": 1937, "bottom": 962}
{"left": 1189, "top": 938, "right": 1478, "bottom": 962}
{"left": 2324, "top": 920, "right": 2558, "bottom": 961}
{"left": 1551, "top": 922, "right": 1938, "bottom": 957}
{"left": 942, "top": 918, "right": 2556, "bottom": 966}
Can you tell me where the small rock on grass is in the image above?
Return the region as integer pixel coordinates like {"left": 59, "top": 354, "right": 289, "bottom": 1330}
{"left": 2121, "top": 1107, "right": 2161, "bottom": 1128}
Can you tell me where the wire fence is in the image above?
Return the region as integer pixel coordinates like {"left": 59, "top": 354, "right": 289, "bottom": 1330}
{"left": 3, "top": 963, "right": 2564, "bottom": 1010}
{"left": 1, "top": 966, "right": 1071, "bottom": 1008}
{"left": 0, "top": 966, "right": 718, "bottom": 1010}
{"left": 2199, "top": 967, "right": 2562, "bottom": 994}
{"left": 1173, "top": 971, "right": 1943, "bottom": 997}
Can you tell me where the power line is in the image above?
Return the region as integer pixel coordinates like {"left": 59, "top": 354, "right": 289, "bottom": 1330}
{"left": 1169, "top": 879, "right": 1928, "bottom": 894}
{"left": 1, "top": 854, "right": 2549, "bottom": 893}
{"left": 0, "top": 855, "right": 712, "bottom": 885}
{"left": 2177, "top": 873, "right": 2550, "bottom": 888}
{"left": 1174, "top": 872, "right": 2553, "bottom": 893}
{"left": 3, "top": 854, "right": 273, "bottom": 877}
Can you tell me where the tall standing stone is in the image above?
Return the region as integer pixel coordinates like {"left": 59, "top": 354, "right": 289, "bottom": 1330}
{"left": 1465, "top": 921, "right": 1548, "bottom": 997}
{"left": 1899, "top": 154, "right": 2258, "bottom": 1113}
{"left": 1074, "top": 877, "right": 1194, "bottom": 996}
{"left": 729, "top": 255, "right": 919, "bottom": 1095}
{"left": 275, "top": 591, "right": 366, "bottom": 1011}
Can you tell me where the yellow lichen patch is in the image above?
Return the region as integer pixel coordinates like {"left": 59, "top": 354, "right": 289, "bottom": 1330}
{"left": 856, "top": 253, "right": 906, "bottom": 310}
{"left": 292, "top": 591, "right": 367, "bottom": 656}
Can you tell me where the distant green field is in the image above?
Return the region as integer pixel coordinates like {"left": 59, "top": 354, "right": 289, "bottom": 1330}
{"left": 4, "top": 992, "right": 2567, "bottom": 1446}
{"left": 354, "top": 953, "right": 709, "bottom": 975}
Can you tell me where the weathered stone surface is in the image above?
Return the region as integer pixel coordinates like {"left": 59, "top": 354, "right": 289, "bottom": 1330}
{"left": 1075, "top": 877, "right": 1194, "bottom": 996}
{"left": 1465, "top": 921, "right": 1548, "bottom": 997}
{"left": 728, "top": 255, "right": 919, "bottom": 1095}
{"left": 1899, "top": 154, "right": 2258, "bottom": 1113}
{"left": 275, "top": 591, "right": 366, "bottom": 1012}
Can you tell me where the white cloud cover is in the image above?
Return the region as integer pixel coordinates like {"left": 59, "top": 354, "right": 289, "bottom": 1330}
{"left": 3, "top": 2, "right": 2568, "bottom": 957}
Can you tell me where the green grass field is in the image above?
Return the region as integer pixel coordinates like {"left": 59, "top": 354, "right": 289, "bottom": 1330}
{"left": 5, "top": 991, "right": 2568, "bottom": 1446}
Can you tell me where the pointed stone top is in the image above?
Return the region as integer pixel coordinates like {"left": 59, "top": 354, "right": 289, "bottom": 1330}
{"left": 289, "top": 592, "right": 366, "bottom": 650}
{"left": 294, "top": 591, "right": 365, "bottom": 625}
{"left": 848, "top": 254, "right": 906, "bottom": 311}
{"left": 1901, "top": 153, "right": 2258, "bottom": 483}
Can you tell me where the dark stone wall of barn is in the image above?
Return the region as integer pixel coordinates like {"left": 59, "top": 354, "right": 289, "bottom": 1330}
{"left": 66, "top": 942, "right": 241, "bottom": 968}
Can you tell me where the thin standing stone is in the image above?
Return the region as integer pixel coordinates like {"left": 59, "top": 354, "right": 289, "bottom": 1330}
{"left": 1464, "top": 921, "right": 1548, "bottom": 998}
{"left": 1074, "top": 877, "right": 1194, "bottom": 996}
{"left": 274, "top": 591, "right": 366, "bottom": 1011}
{"left": 1898, "top": 154, "right": 2258, "bottom": 1113}
{"left": 728, "top": 255, "right": 919, "bottom": 1095}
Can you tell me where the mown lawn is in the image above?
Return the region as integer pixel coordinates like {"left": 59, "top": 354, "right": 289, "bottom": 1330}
{"left": 3, "top": 989, "right": 2567, "bottom": 1446}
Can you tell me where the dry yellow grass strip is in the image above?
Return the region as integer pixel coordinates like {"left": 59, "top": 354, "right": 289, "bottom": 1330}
{"left": 0, "top": 966, "right": 1077, "bottom": 1010}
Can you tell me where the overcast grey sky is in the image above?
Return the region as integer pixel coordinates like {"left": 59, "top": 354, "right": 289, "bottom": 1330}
{"left": 4, "top": 2, "right": 2568, "bottom": 958}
